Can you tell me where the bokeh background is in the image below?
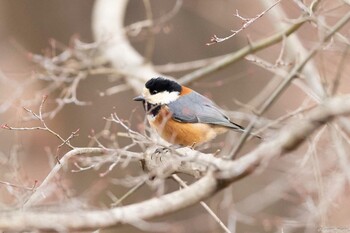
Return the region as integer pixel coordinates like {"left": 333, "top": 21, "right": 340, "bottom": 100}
{"left": 0, "top": 0, "right": 350, "bottom": 232}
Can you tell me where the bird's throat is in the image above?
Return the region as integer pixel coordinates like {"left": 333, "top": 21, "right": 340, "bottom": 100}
{"left": 144, "top": 102, "right": 161, "bottom": 117}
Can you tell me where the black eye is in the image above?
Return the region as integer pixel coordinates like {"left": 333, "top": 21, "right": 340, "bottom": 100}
{"left": 151, "top": 90, "right": 158, "bottom": 95}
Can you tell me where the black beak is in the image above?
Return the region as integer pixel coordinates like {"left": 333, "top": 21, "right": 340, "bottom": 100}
{"left": 133, "top": 96, "right": 145, "bottom": 101}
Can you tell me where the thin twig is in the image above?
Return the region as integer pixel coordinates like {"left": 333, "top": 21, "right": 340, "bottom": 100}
{"left": 0, "top": 180, "right": 36, "bottom": 191}
{"left": 172, "top": 174, "right": 232, "bottom": 233}
{"left": 2, "top": 96, "right": 75, "bottom": 150}
{"left": 331, "top": 45, "right": 349, "bottom": 95}
{"left": 142, "top": 0, "right": 155, "bottom": 63}
{"left": 155, "top": 54, "right": 228, "bottom": 73}
{"left": 23, "top": 147, "right": 107, "bottom": 208}
{"left": 229, "top": 11, "right": 350, "bottom": 159}
{"left": 3, "top": 95, "right": 350, "bottom": 231}
{"left": 292, "top": 0, "right": 310, "bottom": 14}
{"left": 262, "top": 0, "right": 324, "bottom": 97}
{"left": 207, "top": 0, "right": 282, "bottom": 45}
{"left": 92, "top": 0, "right": 171, "bottom": 93}
{"left": 111, "top": 179, "right": 146, "bottom": 207}
{"left": 125, "top": 0, "right": 182, "bottom": 36}
{"left": 179, "top": 17, "right": 308, "bottom": 85}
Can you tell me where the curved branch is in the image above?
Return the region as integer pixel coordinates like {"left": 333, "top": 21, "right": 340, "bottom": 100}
{"left": 92, "top": 0, "right": 172, "bottom": 93}
{"left": 23, "top": 147, "right": 141, "bottom": 208}
{"left": 220, "top": 95, "right": 350, "bottom": 179}
{"left": 5, "top": 1, "right": 347, "bottom": 232}
{"left": 23, "top": 147, "right": 107, "bottom": 208}
{"left": 0, "top": 174, "right": 218, "bottom": 232}
{"left": 1, "top": 95, "right": 350, "bottom": 231}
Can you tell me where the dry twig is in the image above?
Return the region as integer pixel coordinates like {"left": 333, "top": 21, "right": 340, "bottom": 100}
{"left": 1, "top": 95, "right": 350, "bottom": 231}
{"left": 207, "top": 0, "right": 281, "bottom": 45}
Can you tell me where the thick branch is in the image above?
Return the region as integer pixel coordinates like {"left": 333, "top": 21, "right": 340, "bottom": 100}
{"left": 1, "top": 95, "right": 350, "bottom": 231}
{"left": 92, "top": 0, "right": 172, "bottom": 93}
{"left": 0, "top": 174, "right": 218, "bottom": 232}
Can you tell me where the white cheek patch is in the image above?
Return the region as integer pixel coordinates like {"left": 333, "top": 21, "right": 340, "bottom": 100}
{"left": 142, "top": 87, "right": 179, "bottom": 105}
{"left": 148, "top": 91, "right": 179, "bottom": 104}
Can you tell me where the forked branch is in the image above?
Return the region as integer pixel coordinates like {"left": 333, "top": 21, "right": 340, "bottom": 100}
{"left": 1, "top": 95, "right": 350, "bottom": 231}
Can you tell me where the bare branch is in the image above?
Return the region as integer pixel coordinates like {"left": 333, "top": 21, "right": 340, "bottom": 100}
{"left": 23, "top": 147, "right": 108, "bottom": 208}
{"left": 261, "top": 0, "right": 325, "bottom": 100}
{"left": 155, "top": 55, "right": 228, "bottom": 73}
{"left": 1, "top": 96, "right": 76, "bottom": 150}
{"left": 207, "top": 0, "right": 281, "bottom": 45}
{"left": 229, "top": 10, "right": 350, "bottom": 158}
{"left": 125, "top": 0, "right": 182, "bottom": 37}
{"left": 2, "top": 95, "right": 350, "bottom": 231}
{"left": 92, "top": 0, "right": 174, "bottom": 93}
{"left": 178, "top": 17, "right": 308, "bottom": 85}
{"left": 331, "top": 44, "right": 349, "bottom": 95}
{"left": 0, "top": 173, "right": 218, "bottom": 232}
{"left": 1, "top": 1, "right": 350, "bottom": 232}
{"left": 172, "top": 174, "right": 232, "bottom": 233}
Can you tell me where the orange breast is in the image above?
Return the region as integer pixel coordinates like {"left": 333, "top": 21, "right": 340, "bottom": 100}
{"left": 149, "top": 106, "right": 227, "bottom": 146}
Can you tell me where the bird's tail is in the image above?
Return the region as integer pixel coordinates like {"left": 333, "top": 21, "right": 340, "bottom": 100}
{"left": 230, "top": 121, "right": 262, "bottom": 140}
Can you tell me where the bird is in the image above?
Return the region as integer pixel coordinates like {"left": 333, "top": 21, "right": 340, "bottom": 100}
{"left": 134, "top": 77, "right": 253, "bottom": 147}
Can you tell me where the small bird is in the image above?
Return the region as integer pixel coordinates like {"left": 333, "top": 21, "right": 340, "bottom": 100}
{"left": 134, "top": 77, "right": 249, "bottom": 147}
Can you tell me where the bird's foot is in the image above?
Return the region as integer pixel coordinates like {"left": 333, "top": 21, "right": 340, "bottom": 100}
{"left": 190, "top": 142, "right": 197, "bottom": 150}
{"left": 154, "top": 144, "right": 184, "bottom": 154}
{"left": 154, "top": 147, "right": 170, "bottom": 155}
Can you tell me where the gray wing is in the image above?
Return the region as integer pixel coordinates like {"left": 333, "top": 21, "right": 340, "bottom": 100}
{"left": 168, "top": 91, "right": 244, "bottom": 131}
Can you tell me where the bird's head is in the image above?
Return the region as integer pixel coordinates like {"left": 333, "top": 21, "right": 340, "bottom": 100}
{"left": 133, "top": 77, "right": 182, "bottom": 105}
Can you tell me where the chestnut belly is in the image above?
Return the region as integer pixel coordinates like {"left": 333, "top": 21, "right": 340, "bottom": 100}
{"left": 150, "top": 117, "right": 228, "bottom": 146}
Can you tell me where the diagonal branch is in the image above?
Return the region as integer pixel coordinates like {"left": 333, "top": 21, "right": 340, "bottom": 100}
{"left": 207, "top": 0, "right": 281, "bottom": 45}
{"left": 23, "top": 147, "right": 107, "bottom": 208}
{"left": 178, "top": 17, "right": 308, "bottom": 85}
{"left": 229, "top": 10, "right": 350, "bottom": 158}
{"left": 1, "top": 95, "right": 350, "bottom": 231}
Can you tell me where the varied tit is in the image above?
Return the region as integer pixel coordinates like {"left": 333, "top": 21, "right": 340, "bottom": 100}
{"left": 134, "top": 77, "right": 250, "bottom": 147}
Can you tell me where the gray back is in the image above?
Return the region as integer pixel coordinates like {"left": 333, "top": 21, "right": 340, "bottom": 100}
{"left": 167, "top": 91, "right": 244, "bottom": 131}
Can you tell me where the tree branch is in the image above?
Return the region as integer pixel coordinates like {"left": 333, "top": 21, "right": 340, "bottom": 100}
{"left": 2, "top": 95, "right": 350, "bottom": 231}
{"left": 178, "top": 17, "right": 308, "bottom": 85}
{"left": 0, "top": 173, "right": 219, "bottom": 232}
{"left": 229, "top": 10, "right": 350, "bottom": 158}
{"left": 261, "top": 0, "right": 324, "bottom": 98}
{"left": 92, "top": 0, "right": 173, "bottom": 93}
{"left": 206, "top": 0, "right": 281, "bottom": 45}
{"left": 23, "top": 147, "right": 108, "bottom": 208}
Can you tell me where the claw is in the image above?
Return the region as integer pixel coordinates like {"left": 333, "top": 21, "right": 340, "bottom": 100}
{"left": 154, "top": 147, "right": 169, "bottom": 154}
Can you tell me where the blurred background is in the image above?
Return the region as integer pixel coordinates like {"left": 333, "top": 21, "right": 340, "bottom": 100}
{"left": 0, "top": 0, "right": 350, "bottom": 232}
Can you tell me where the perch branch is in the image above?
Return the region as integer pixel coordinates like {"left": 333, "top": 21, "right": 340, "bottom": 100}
{"left": 2, "top": 95, "right": 350, "bottom": 231}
